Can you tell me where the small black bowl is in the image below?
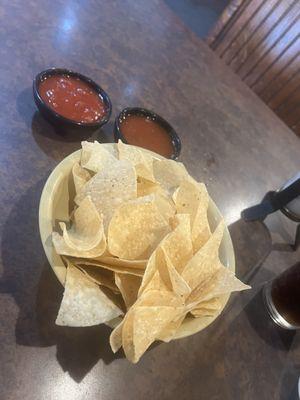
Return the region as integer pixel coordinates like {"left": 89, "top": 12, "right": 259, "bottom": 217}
{"left": 114, "top": 107, "right": 181, "bottom": 160}
{"left": 33, "top": 68, "right": 112, "bottom": 131}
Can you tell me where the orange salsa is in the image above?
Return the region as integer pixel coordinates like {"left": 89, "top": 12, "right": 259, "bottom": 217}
{"left": 120, "top": 115, "right": 174, "bottom": 158}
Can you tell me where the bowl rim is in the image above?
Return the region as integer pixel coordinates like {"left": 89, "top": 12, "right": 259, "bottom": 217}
{"left": 114, "top": 107, "right": 181, "bottom": 160}
{"left": 33, "top": 68, "right": 112, "bottom": 128}
{"left": 39, "top": 143, "right": 235, "bottom": 339}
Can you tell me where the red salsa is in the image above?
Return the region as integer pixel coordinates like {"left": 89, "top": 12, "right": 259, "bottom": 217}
{"left": 38, "top": 75, "right": 107, "bottom": 123}
{"left": 120, "top": 115, "right": 174, "bottom": 158}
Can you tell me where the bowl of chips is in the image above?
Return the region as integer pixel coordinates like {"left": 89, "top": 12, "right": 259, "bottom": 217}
{"left": 39, "top": 141, "right": 250, "bottom": 363}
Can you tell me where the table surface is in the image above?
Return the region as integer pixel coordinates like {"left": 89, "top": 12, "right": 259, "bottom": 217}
{"left": 1, "top": 1, "right": 300, "bottom": 399}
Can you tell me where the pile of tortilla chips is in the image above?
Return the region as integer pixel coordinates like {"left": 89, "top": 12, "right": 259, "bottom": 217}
{"left": 52, "top": 141, "right": 250, "bottom": 363}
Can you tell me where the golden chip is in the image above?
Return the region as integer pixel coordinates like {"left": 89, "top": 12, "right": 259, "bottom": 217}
{"left": 96, "top": 255, "right": 147, "bottom": 270}
{"left": 137, "top": 177, "right": 159, "bottom": 197}
{"left": 157, "top": 314, "right": 186, "bottom": 342}
{"left": 190, "top": 297, "right": 223, "bottom": 317}
{"left": 118, "top": 140, "right": 155, "bottom": 182}
{"left": 110, "top": 320, "right": 124, "bottom": 353}
{"left": 75, "top": 158, "right": 137, "bottom": 232}
{"left": 81, "top": 141, "right": 118, "bottom": 173}
{"left": 115, "top": 273, "right": 142, "bottom": 309}
{"left": 72, "top": 162, "right": 91, "bottom": 194}
{"left": 123, "top": 305, "right": 182, "bottom": 363}
{"left": 182, "top": 220, "right": 225, "bottom": 290}
{"left": 77, "top": 264, "right": 119, "bottom": 293}
{"left": 139, "top": 247, "right": 190, "bottom": 298}
{"left": 187, "top": 261, "right": 250, "bottom": 307}
{"left": 154, "top": 192, "right": 176, "bottom": 224}
{"left": 173, "top": 181, "right": 211, "bottom": 252}
{"left": 52, "top": 196, "right": 106, "bottom": 258}
{"left": 108, "top": 195, "right": 170, "bottom": 260}
{"left": 56, "top": 261, "right": 123, "bottom": 326}
{"left": 68, "top": 257, "right": 144, "bottom": 277}
{"left": 161, "top": 214, "right": 193, "bottom": 273}
{"left": 153, "top": 159, "right": 191, "bottom": 193}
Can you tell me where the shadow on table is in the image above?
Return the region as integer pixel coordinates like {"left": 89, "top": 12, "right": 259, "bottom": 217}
{"left": 228, "top": 218, "right": 272, "bottom": 282}
{"left": 16, "top": 88, "right": 114, "bottom": 160}
{"left": 36, "top": 264, "right": 125, "bottom": 381}
{"left": 0, "top": 179, "right": 123, "bottom": 383}
{"left": 266, "top": 210, "right": 300, "bottom": 252}
{"left": 214, "top": 216, "right": 299, "bottom": 351}
{"left": 30, "top": 113, "right": 114, "bottom": 159}
{"left": 243, "top": 287, "right": 296, "bottom": 352}
{"left": 229, "top": 214, "right": 299, "bottom": 284}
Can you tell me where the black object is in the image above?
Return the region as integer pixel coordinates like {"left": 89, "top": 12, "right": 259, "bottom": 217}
{"left": 241, "top": 178, "right": 300, "bottom": 221}
{"left": 114, "top": 107, "right": 181, "bottom": 160}
{"left": 33, "top": 68, "right": 112, "bottom": 131}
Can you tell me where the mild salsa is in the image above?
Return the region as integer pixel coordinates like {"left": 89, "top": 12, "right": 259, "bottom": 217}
{"left": 120, "top": 115, "right": 174, "bottom": 158}
{"left": 38, "top": 75, "right": 107, "bottom": 123}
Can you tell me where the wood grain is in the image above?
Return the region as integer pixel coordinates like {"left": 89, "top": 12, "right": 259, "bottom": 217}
{"left": 254, "top": 40, "right": 300, "bottom": 95}
{"left": 207, "top": 0, "right": 300, "bottom": 136}
{"left": 267, "top": 70, "right": 300, "bottom": 110}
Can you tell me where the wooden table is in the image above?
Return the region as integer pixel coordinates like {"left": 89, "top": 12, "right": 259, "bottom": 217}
{"left": 1, "top": 1, "right": 300, "bottom": 399}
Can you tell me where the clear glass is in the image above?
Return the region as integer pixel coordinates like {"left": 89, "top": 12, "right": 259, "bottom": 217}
{"left": 263, "top": 263, "right": 300, "bottom": 330}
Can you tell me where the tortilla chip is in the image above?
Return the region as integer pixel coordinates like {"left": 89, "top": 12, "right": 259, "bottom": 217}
{"left": 52, "top": 196, "right": 106, "bottom": 258}
{"left": 68, "top": 257, "right": 144, "bottom": 277}
{"left": 159, "top": 248, "right": 191, "bottom": 297}
{"left": 81, "top": 141, "right": 118, "bottom": 173}
{"left": 118, "top": 140, "right": 155, "bottom": 181}
{"left": 110, "top": 281, "right": 184, "bottom": 355}
{"left": 138, "top": 250, "right": 163, "bottom": 296}
{"left": 187, "top": 262, "right": 251, "bottom": 307}
{"left": 137, "top": 177, "right": 160, "bottom": 197}
{"left": 72, "top": 162, "right": 91, "bottom": 193}
{"left": 138, "top": 273, "right": 185, "bottom": 310}
{"left": 191, "top": 308, "right": 216, "bottom": 317}
{"left": 75, "top": 159, "right": 137, "bottom": 232}
{"left": 190, "top": 297, "right": 223, "bottom": 317}
{"left": 173, "top": 181, "right": 211, "bottom": 252}
{"left": 199, "top": 267, "right": 251, "bottom": 303}
{"left": 96, "top": 255, "right": 147, "bottom": 270}
{"left": 115, "top": 273, "right": 142, "bottom": 309}
{"left": 61, "top": 196, "right": 104, "bottom": 249}
{"left": 122, "top": 305, "right": 181, "bottom": 363}
{"left": 182, "top": 220, "right": 225, "bottom": 290}
{"left": 108, "top": 195, "right": 170, "bottom": 260}
{"left": 153, "top": 159, "right": 191, "bottom": 193}
{"left": 77, "top": 264, "right": 119, "bottom": 293}
{"left": 110, "top": 320, "right": 124, "bottom": 353}
{"left": 157, "top": 314, "right": 186, "bottom": 342}
{"left": 121, "top": 310, "right": 135, "bottom": 361}
{"left": 138, "top": 215, "right": 192, "bottom": 295}
{"left": 194, "top": 296, "right": 222, "bottom": 311}
{"left": 154, "top": 192, "right": 176, "bottom": 224}
{"left": 140, "top": 247, "right": 190, "bottom": 297}
{"left": 56, "top": 262, "right": 123, "bottom": 326}
{"left": 161, "top": 214, "right": 193, "bottom": 274}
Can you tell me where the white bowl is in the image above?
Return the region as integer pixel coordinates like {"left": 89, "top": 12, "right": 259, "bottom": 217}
{"left": 39, "top": 144, "right": 235, "bottom": 339}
